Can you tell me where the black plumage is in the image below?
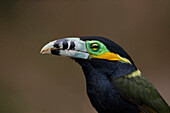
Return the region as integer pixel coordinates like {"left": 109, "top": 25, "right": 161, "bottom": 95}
{"left": 75, "top": 58, "right": 139, "bottom": 113}
{"left": 74, "top": 45, "right": 138, "bottom": 112}
{"left": 41, "top": 36, "right": 170, "bottom": 113}
{"left": 76, "top": 36, "right": 170, "bottom": 113}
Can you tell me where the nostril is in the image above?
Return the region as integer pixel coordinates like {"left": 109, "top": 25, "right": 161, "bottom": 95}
{"left": 63, "top": 40, "right": 68, "bottom": 50}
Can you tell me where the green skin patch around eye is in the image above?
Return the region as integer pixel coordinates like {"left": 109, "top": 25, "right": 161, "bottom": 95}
{"left": 86, "top": 40, "right": 110, "bottom": 58}
{"left": 86, "top": 40, "right": 131, "bottom": 64}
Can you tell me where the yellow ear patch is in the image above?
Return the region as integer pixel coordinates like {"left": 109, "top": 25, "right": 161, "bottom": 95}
{"left": 92, "top": 52, "right": 131, "bottom": 64}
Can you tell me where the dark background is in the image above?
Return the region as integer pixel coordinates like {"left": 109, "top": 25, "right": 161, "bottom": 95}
{"left": 0, "top": 0, "right": 170, "bottom": 113}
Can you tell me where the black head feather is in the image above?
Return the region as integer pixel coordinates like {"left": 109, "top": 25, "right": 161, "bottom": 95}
{"left": 74, "top": 36, "right": 139, "bottom": 113}
{"left": 80, "top": 36, "right": 134, "bottom": 64}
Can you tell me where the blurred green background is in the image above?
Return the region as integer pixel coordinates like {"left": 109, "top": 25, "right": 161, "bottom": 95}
{"left": 0, "top": 0, "right": 170, "bottom": 113}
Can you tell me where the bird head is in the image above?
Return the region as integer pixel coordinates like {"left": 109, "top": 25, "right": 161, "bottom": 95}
{"left": 40, "top": 36, "right": 137, "bottom": 78}
{"left": 41, "top": 36, "right": 134, "bottom": 63}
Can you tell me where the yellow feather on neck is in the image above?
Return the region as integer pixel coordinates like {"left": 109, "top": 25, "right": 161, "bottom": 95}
{"left": 125, "top": 69, "right": 141, "bottom": 78}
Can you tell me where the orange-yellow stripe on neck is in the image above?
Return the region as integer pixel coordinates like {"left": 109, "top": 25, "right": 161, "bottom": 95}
{"left": 92, "top": 52, "right": 131, "bottom": 64}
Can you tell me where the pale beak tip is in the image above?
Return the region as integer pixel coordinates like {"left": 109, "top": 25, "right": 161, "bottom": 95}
{"left": 40, "top": 50, "right": 45, "bottom": 54}
{"left": 40, "top": 41, "right": 55, "bottom": 55}
{"left": 40, "top": 47, "right": 46, "bottom": 54}
{"left": 40, "top": 48, "right": 52, "bottom": 55}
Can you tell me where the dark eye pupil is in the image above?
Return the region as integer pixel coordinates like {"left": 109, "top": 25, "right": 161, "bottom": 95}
{"left": 91, "top": 43, "right": 99, "bottom": 50}
{"left": 92, "top": 45, "right": 98, "bottom": 48}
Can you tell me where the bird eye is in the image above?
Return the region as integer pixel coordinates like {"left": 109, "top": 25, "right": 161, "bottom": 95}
{"left": 90, "top": 43, "right": 100, "bottom": 51}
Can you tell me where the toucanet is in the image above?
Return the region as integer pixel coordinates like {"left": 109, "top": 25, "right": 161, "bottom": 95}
{"left": 40, "top": 36, "right": 170, "bottom": 113}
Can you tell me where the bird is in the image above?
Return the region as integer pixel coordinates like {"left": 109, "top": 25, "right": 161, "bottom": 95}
{"left": 40, "top": 36, "right": 170, "bottom": 113}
